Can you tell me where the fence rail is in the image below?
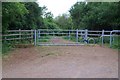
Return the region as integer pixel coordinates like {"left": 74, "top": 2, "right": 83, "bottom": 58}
{"left": 7, "top": 30, "right": 34, "bottom": 32}
{"left": 4, "top": 37, "right": 33, "bottom": 41}
{"left": 2, "top": 29, "right": 34, "bottom": 43}
{"left": 2, "top": 29, "right": 120, "bottom": 47}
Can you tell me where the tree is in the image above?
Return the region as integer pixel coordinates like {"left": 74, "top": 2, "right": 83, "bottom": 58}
{"left": 2, "top": 2, "right": 28, "bottom": 33}
{"left": 2, "top": 2, "right": 45, "bottom": 33}
{"left": 24, "top": 2, "right": 43, "bottom": 29}
{"left": 41, "top": 6, "right": 60, "bottom": 29}
{"left": 69, "top": 2, "right": 120, "bottom": 30}
{"left": 55, "top": 14, "right": 73, "bottom": 29}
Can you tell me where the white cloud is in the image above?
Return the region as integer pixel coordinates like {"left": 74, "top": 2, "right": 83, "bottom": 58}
{"left": 36, "top": 0, "right": 84, "bottom": 17}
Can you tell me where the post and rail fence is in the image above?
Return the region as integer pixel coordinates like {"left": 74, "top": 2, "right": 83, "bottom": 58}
{"left": 1, "top": 29, "right": 120, "bottom": 47}
{"left": 2, "top": 29, "right": 34, "bottom": 44}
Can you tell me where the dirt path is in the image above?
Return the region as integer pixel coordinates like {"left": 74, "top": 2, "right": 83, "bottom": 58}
{"left": 39, "top": 37, "right": 77, "bottom": 44}
{"left": 50, "top": 37, "right": 75, "bottom": 44}
{"left": 2, "top": 37, "right": 118, "bottom": 78}
{"left": 2, "top": 45, "right": 118, "bottom": 78}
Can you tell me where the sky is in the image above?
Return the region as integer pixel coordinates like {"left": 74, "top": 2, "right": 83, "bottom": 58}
{"left": 36, "top": 0, "right": 85, "bottom": 17}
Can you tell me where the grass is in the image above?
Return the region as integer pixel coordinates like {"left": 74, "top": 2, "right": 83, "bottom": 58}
{"left": 63, "top": 36, "right": 76, "bottom": 42}
{"left": 2, "top": 41, "right": 13, "bottom": 55}
{"left": 2, "top": 35, "right": 52, "bottom": 55}
{"left": 109, "top": 36, "right": 120, "bottom": 49}
{"left": 63, "top": 36, "right": 84, "bottom": 42}
{"left": 63, "top": 35, "right": 120, "bottom": 50}
{"left": 2, "top": 39, "right": 34, "bottom": 55}
{"left": 63, "top": 36, "right": 95, "bottom": 44}
{"left": 97, "top": 36, "right": 120, "bottom": 50}
{"left": 38, "top": 36, "right": 52, "bottom": 42}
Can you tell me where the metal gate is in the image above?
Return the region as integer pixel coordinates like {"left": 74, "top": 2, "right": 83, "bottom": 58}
{"left": 34, "top": 29, "right": 120, "bottom": 46}
{"left": 34, "top": 29, "right": 93, "bottom": 46}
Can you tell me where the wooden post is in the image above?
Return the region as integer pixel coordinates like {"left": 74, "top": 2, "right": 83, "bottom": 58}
{"left": 102, "top": 30, "right": 104, "bottom": 46}
{"left": 76, "top": 29, "right": 78, "bottom": 42}
{"left": 85, "top": 29, "right": 88, "bottom": 41}
{"left": 110, "top": 30, "right": 113, "bottom": 48}
{"left": 38, "top": 30, "right": 41, "bottom": 38}
{"left": 19, "top": 29, "right": 21, "bottom": 43}
{"left": 68, "top": 30, "right": 70, "bottom": 40}
{"left": 31, "top": 29, "right": 33, "bottom": 44}
{"left": 84, "top": 29, "right": 88, "bottom": 44}
{"left": 34, "top": 30, "right": 37, "bottom": 46}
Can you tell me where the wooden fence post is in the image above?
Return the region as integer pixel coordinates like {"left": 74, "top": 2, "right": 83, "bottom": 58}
{"left": 31, "top": 29, "right": 33, "bottom": 44}
{"left": 83, "top": 29, "right": 88, "bottom": 44}
{"left": 68, "top": 30, "right": 70, "bottom": 40}
{"left": 19, "top": 29, "right": 21, "bottom": 43}
{"left": 85, "top": 29, "right": 88, "bottom": 41}
{"left": 38, "top": 30, "right": 40, "bottom": 38}
{"left": 34, "top": 30, "right": 37, "bottom": 46}
{"left": 76, "top": 29, "right": 78, "bottom": 42}
{"left": 102, "top": 30, "right": 104, "bottom": 46}
{"left": 110, "top": 31, "right": 113, "bottom": 47}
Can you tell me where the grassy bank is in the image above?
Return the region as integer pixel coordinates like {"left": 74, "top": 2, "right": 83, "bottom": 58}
{"left": 2, "top": 39, "right": 33, "bottom": 55}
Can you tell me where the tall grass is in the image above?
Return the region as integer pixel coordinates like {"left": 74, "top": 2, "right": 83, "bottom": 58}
{"left": 2, "top": 39, "right": 34, "bottom": 55}
{"left": 63, "top": 35, "right": 120, "bottom": 49}
{"left": 38, "top": 35, "right": 52, "bottom": 42}
{"left": 98, "top": 36, "right": 120, "bottom": 49}
{"left": 2, "top": 41, "right": 13, "bottom": 55}
{"left": 111, "top": 36, "right": 120, "bottom": 49}
{"left": 63, "top": 36, "right": 85, "bottom": 43}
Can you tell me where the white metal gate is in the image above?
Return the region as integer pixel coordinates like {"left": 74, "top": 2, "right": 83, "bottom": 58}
{"left": 34, "top": 29, "right": 120, "bottom": 47}
{"left": 34, "top": 29, "right": 96, "bottom": 46}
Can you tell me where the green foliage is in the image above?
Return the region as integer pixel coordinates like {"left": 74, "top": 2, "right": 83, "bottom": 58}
{"left": 98, "top": 36, "right": 120, "bottom": 49}
{"left": 2, "top": 2, "right": 44, "bottom": 33}
{"left": 63, "top": 36, "right": 91, "bottom": 43}
{"left": 112, "top": 36, "right": 120, "bottom": 49}
{"left": 24, "top": 2, "right": 44, "bottom": 29}
{"left": 2, "top": 2, "right": 58, "bottom": 53}
{"left": 43, "top": 11, "right": 60, "bottom": 29}
{"left": 2, "top": 2, "right": 120, "bottom": 52}
{"left": 63, "top": 36, "right": 78, "bottom": 42}
{"left": 2, "top": 41, "right": 13, "bottom": 54}
{"left": 55, "top": 14, "right": 73, "bottom": 29}
{"left": 2, "top": 2, "right": 28, "bottom": 33}
{"left": 69, "top": 2, "right": 120, "bottom": 30}
{"left": 38, "top": 36, "right": 52, "bottom": 42}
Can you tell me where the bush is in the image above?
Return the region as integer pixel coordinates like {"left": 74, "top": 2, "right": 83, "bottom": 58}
{"left": 2, "top": 41, "right": 13, "bottom": 54}
{"left": 112, "top": 36, "right": 120, "bottom": 49}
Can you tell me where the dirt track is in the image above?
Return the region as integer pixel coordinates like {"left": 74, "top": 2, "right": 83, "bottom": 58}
{"left": 2, "top": 44, "right": 118, "bottom": 78}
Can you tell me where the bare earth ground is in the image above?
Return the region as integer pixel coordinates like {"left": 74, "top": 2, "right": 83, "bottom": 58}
{"left": 40, "top": 37, "right": 78, "bottom": 44}
{"left": 50, "top": 37, "right": 76, "bottom": 44}
{"left": 2, "top": 38, "right": 118, "bottom": 78}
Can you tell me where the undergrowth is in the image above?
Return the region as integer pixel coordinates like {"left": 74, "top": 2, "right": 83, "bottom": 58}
{"left": 63, "top": 35, "right": 120, "bottom": 50}
{"left": 2, "top": 39, "right": 33, "bottom": 55}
